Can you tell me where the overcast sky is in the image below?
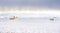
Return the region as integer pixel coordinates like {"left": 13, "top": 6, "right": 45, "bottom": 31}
{"left": 0, "top": 0, "right": 60, "bottom": 9}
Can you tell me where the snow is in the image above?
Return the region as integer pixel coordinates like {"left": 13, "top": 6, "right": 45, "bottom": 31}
{"left": 0, "top": 11, "right": 60, "bottom": 33}
{"left": 0, "top": 18, "right": 60, "bottom": 33}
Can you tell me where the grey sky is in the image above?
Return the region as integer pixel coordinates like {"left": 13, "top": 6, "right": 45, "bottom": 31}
{"left": 0, "top": 0, "right": 60, "bottom": 9}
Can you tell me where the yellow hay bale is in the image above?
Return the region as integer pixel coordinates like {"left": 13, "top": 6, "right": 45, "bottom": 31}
{"left": 9, "top": 16, "right": 18, "bottom": 20}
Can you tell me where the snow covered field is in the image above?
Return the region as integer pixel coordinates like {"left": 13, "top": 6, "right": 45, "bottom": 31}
{"left": 0, "top": 11, "right": 60, "bottom": 33}
{"left": 0, "top": 17, "right": 60, "bottom": 33}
